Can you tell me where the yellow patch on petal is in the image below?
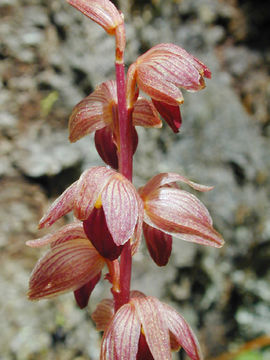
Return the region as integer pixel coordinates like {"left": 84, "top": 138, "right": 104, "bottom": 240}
{"left": 95, "top": 194, "right": 103, "bottom": 209}
{"left": 141, "top": 325, "right": 145, "bottom": 336}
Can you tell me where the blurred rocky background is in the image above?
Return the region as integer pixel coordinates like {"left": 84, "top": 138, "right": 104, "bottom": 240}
{"left": 1, "top": 0, "right": 270, "bottom": 359}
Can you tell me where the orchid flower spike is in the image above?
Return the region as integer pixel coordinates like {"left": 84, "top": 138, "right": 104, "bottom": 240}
{"left": 127, "top": 43, "right": 211, "bottom": 132}
{"left": 27, "top": 222, "right": 104, "bottom": 306}
{"left": 92, "top": 291, "right": 203, "bottom": 360}
{"left": 139, "top": 172, "right": 224, "bottom": 266}
{"left": 38, "top": 166, "right": 144, "bottom": 260}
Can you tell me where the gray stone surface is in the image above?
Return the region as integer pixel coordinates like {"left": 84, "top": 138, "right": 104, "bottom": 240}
{"left": 1, "top": 0, "right": 270, "bottom": 358}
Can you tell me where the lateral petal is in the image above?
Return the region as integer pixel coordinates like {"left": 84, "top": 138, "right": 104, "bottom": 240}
{"left": 132, "top": 296, "right": 171, "bottom": 360}
{"left": 26, "top": 222, "right": 86, "bottom": 248}
{"left": 28, "top": 239, "right": 105, "bottom": 300}
{"left": 39, "top": 181, "right": 78, "bottom": 229}
{"left": 102, "top": 173, "right": 139, "bottom": 246}
{"left": 145, "top": 187, "right": 224, "bottom": 247}
{"left": 132, "top": 98, "right": 162, "bottom": 128}
{"left": 92, "top": 298, "right": 114, "bottom": 331}
{"left": 74, "top": 166, "right": 115, "bottom": 220}
{"left": 100, "top": 303, "right": 141, "bottom": 360}
{"left": 67, "top": 0, "right": 123, "bottom": 34}
{"left": 163, "top": 303, "right": 203, "bottom": 360}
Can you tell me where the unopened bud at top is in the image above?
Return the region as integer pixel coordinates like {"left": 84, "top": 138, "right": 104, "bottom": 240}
{"left": 67, "top": 0, "right": 123, "bottom": 35}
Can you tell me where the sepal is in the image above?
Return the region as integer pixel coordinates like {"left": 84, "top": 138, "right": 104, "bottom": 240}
{"left": 28, "top": 239, "right": 105, "bottom": 300}
{"left": 39, "top": 181, "right": 77, "bottom": 228}
{"left": 69, "top": 80, "right": 117, "bottom": 143}
{"left": 100, "top": 302, "right": 141, "bottom": 360}
{"left": 27, "top": 222, "right": 85, "bottom": 248}
{"left": 163, "top": 302, "right": 203, "bottom": 360}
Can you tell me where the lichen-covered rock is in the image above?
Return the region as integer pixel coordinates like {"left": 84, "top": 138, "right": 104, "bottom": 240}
{"left": 1, "top": 0, "right": 270, "bottom": 358}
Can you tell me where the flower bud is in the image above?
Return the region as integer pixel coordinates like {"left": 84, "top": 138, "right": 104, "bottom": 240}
{"left": 67, "top": 0, "right": 123, "bottom": 35}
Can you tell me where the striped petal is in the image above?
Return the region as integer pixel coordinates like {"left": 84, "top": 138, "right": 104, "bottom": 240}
{"left": 26, "top": 222, "right": 86, "bottom": 248}
{"left": 67, "top": 0, "right": 123, "bottom": 34}
{"left": 28, "top": 239, "right": 105, "bottom": 300}
{"left": 100, "top": 303, "right": 141, "bottom": 360}
{"left": 74, "top": 166, "right": 115, "bottom": 220}
{"left": 132, "top": 296, "right": 171, "bottom": 360}
{"left": 132, "top": 98, "right": 162, "bottom": 128}
{"left": 39, "top": 181, "right": 78, "bottom": 228}
{"left": 137, "top": 65, "right": 183, "bottom": 105}
{"left": 69, "top": 80, "right": 117, "bottom": 142}
{"left": 144, "top": 187, "right": 224, "bottom": 247}
{"left": 163, "top": 303, "right": 203, "bottom": 360}
{"left": 102, "top": 173, "right": 139, "bottom": 246}
{"left": 144, "top": 43, "right": 211, "bottom": 80}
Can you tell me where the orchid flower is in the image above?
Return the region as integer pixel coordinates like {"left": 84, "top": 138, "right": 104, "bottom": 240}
{"left": 127, "top": 43, "right": 211, "bottom": 132}
{"left": 92, "top": 291, "right": 203, "bottom": 360}
{"left": 68, "top": 80, "right": 161, "bottom": 168}
{"left": 38, "top": 166, "right": 143, "bottom": 260}
{"left": 139, "top": 173, "right": 224, "bottom": 266}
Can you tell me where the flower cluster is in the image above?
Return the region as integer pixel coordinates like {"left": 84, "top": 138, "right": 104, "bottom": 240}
{"left": 28, "top": 0, "right": 224, "bottom": 359}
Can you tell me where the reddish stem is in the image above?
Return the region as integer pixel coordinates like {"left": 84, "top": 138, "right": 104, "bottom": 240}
{"left": 114, "top": 27, "right": 133, "bottom": 311}
{"left": 115, "top": 62, "right": 133, "bottom": 181}
{"left": 114, "top": 242, "right": 132, "bottom": 311}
